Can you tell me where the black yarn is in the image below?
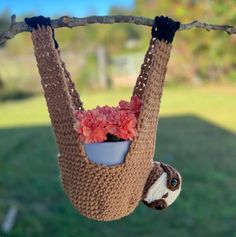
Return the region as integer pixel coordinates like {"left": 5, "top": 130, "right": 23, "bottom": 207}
{"left": 151, "top": 16, "right": 180, "bottom": 43}
{"left": 24, "top": 15, "right": 59, "bottom": 49}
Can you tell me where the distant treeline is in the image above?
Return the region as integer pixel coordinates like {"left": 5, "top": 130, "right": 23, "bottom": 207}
{"left": 0, "top": 1, "right": 236, "bottom": 101}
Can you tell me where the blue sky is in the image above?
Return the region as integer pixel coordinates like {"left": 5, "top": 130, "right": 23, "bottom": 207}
{"left": 1, "top": 0, "right": 134, "bottom": 17}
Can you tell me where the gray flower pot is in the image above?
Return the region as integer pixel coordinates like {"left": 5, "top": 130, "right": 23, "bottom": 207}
{"left": 84, "top": 141, "right": 131, "bottom": 166}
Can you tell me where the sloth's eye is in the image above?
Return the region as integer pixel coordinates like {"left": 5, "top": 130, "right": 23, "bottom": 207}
{"left": 171, "top": 178, "right": 178, "bottom": 187}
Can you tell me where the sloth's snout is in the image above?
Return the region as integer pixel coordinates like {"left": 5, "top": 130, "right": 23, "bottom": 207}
{"left": 143, "top": 198, "right": 167, "bottom": 210}
{"left": 153, "top": 199, "right": 167, "bottom": 210}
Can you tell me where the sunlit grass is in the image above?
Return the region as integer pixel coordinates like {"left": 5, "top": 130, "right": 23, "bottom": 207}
{"left": 0, "top": 84, "right": 236, "bottom": 132}
{"left": 1, "top": 84, "right": 236, "bottom": 237}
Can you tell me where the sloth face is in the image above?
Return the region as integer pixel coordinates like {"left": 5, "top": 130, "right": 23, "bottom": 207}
{"left": 142, "top": 162, "right": 182, "bottom": 210}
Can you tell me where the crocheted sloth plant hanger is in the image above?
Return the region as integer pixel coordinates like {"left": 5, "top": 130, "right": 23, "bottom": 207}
{"left": 25, "top": 15, "right": 182, "bottom": 221}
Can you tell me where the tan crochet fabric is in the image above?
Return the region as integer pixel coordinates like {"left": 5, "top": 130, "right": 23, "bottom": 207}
{"left": 31, "top": 26, "right": 172, "bottom": 221}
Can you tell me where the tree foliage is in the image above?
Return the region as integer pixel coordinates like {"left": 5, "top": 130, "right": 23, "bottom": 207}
{"left": 0, "top": 1, "right": 235, "bottom": 100}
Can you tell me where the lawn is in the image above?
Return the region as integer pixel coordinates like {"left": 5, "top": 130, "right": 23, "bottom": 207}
{"left": 0, "top": 85, "right": 236, "bottom": 237}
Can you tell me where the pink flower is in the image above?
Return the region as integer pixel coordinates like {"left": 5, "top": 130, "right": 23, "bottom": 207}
{"left": 119, "top": 95, "right": 143, "bottom": 118}
{"left": 118, "top": 100, "right": 130, "bottom": 111}
{"left": 114, "top": 110, "right": 137, "bottom": 141}
{"left": 130, "top": 95, "right": 143, "bottom": 117}
{"left": 74, "top": 110, "right": 107, "bottom": 143}
{"left": 74, "top": 96, "right": 143, "bottom": 143}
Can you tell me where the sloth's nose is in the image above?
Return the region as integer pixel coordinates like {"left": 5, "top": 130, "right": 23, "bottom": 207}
{"left": 155, "top": 203, "right": 165, "bottom": 210}
{"left": 142, "top": 198, "right": 168, "bottom": 210}
{"left": 154, "top": 199, "right": 167, "bottom": 210}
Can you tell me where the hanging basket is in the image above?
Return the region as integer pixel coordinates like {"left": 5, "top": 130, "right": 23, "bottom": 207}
{"left": 25, "top": 15, "right": 182, "bottom": 221}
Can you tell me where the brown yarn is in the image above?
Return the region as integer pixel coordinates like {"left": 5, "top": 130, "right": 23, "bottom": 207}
{"left": 31, "top": 26, "right": 173, "bottom": 221}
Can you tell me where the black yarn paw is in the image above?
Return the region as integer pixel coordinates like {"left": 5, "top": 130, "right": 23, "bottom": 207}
{"left": 25, "top": 15, "right": 51, "bottom": 30}
{"left": 24, "top": 15, "right": 58, "bottom": 49}
{"left": 152, "top": 16, "right": 180, "bottom": 43}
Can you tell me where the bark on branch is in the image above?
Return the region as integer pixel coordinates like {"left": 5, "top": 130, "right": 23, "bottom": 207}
{"left": 0, "top": 15, "right": 235, "bottom": 45}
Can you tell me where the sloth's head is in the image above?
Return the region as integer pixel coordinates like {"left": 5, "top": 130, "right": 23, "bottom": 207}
{"left": 142, "top": 162, "right": 182, "bottom": 210}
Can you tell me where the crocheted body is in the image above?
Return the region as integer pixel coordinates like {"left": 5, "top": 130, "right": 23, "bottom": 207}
{"left": 30, "top": 24, "right": 172, "bottom": 221}
{"left": 58, "top": 41, "right": 171, "bottom": 220}
{"left": 59, "top": 148, "right": 153, "bottom": 220}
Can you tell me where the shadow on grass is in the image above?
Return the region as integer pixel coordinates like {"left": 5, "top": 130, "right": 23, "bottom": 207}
{"left": 0, "top": 90, "right": 35, "bottom": 102}
{"left": 0, "top": 115, "right": 236, "bottom": 237}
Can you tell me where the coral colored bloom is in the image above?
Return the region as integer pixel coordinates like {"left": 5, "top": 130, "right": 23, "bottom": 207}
{"left": 130, "top": 95, "right": 143, "bottom": 117}
{"left": 74, "top": 110, "right": 107, "bottom": 143}
{"left": 114, "top": 110, "right": 137, "bottom": 141}
{"left": 118, "top": 100, "right": 130, "bottom": 111}
{"left": 119, "top": 95, "right": 143, "bottom": 118}
{"left": 74, "top": 96, "right": 143, "bottom": 143}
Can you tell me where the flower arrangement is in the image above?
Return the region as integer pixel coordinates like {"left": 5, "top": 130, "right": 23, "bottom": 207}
{"left": 74, "top": 95, "right": 143, "bottom": 144}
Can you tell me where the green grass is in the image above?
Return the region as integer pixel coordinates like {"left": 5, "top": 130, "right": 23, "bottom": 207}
{"left": 0, "top": 85, "right": 236, "bottom": 237}
{"left": 1, "top": 85, "right": 236, "bottom": 132}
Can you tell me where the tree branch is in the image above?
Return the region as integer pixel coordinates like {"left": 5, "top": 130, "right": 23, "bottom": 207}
{"left": 0, "top": 15, "right": 235, "bottom": 45}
